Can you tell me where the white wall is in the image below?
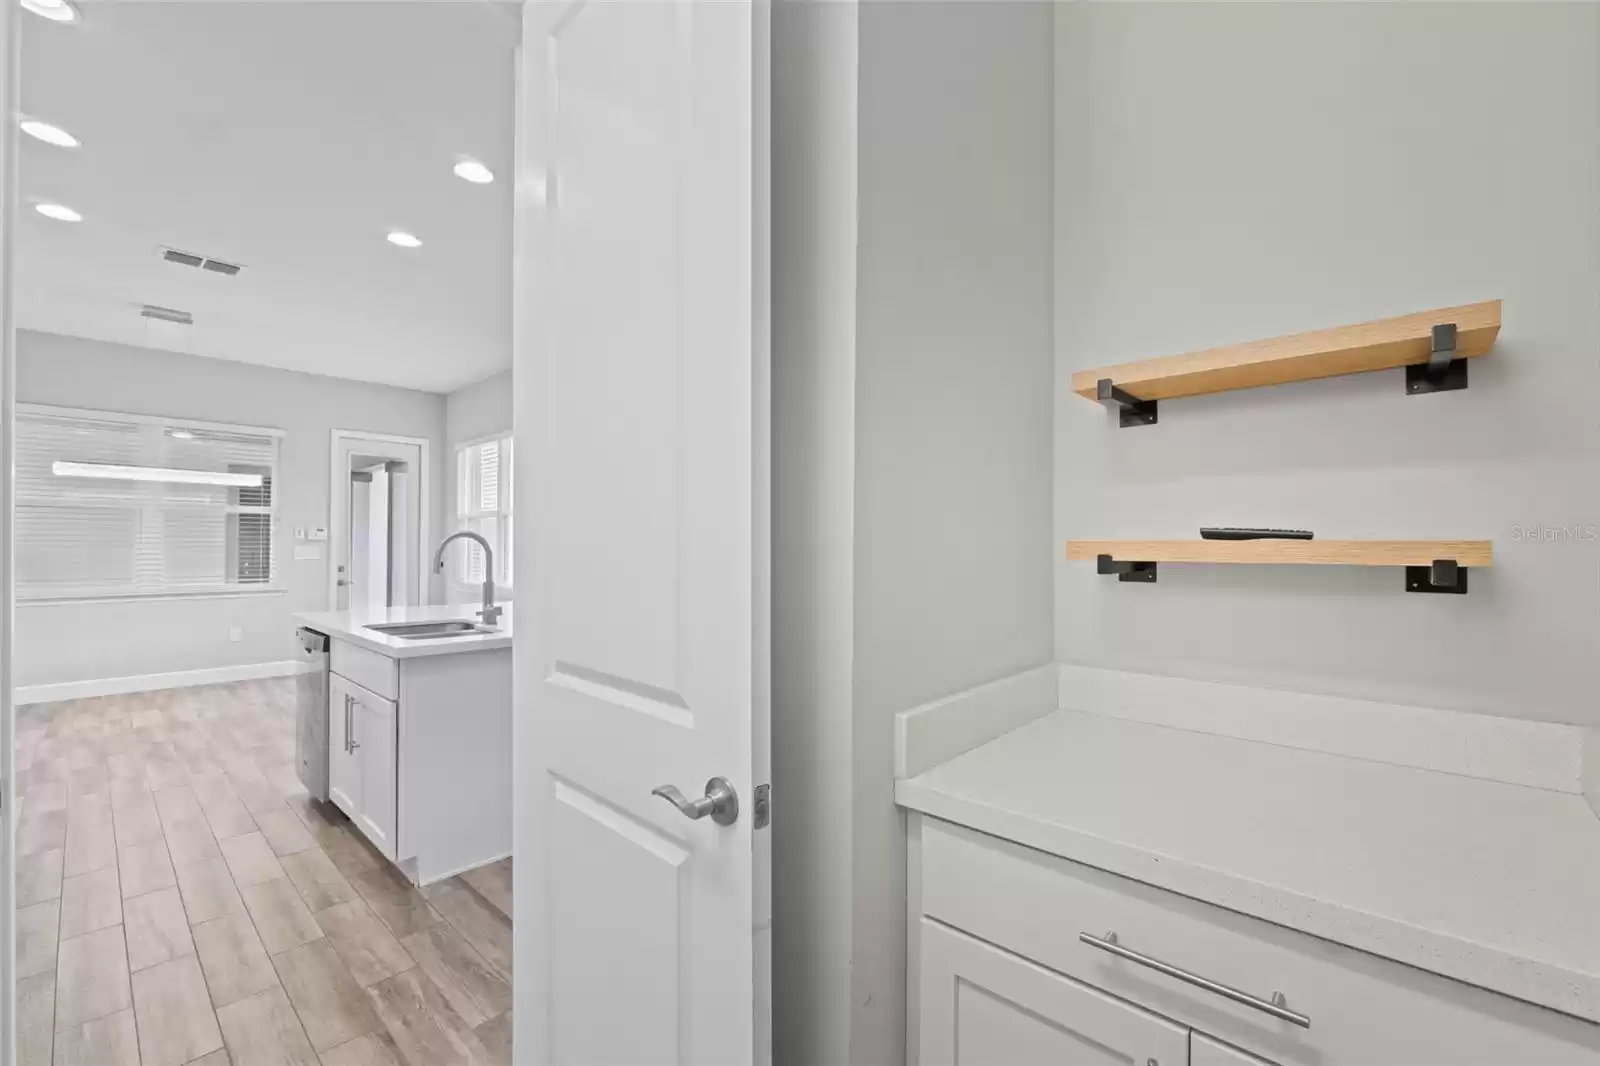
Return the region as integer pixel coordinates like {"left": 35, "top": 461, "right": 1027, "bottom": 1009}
{"left": 15, "top": 329, "right": 448, "bottom": 690}
{"left": 1054, "top": 4, "right": 1600, "bottom": 726}
{"left": 771, "top": 3, "right": 1055, "bottom": 1061}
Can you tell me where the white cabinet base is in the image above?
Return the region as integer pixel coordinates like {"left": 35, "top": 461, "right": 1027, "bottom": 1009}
{"left": 909, "top": 815, "right": 1600, "bottom": 1066}
{"left": 920, "top": 917, "right": 1188, "bottom": 1066}
{"left": 328, "top": 640, "right": 511, "bottom": 885}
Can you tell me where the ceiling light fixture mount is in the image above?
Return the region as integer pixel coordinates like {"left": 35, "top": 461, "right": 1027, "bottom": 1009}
{"left": 20, "top": 120, "right": 79, "bottom": 148}
{"left": 34, "top": 202, "right": 82, "bottom": 223}
{"left": 453, "top": 160, "right": 494, "bottom": 184}
{"left": 387, "top": 231, "right": 423, "bottom": 249}
{"left": 20, "top": 0, "right": 77, "bottom": 22}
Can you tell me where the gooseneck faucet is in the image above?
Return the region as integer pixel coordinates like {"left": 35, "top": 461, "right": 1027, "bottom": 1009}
{"left": 433, "top": 531, "right": 502, "bottom": 626}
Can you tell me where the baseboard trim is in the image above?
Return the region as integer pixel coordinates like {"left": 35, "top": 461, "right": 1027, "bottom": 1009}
{"left": 895, "top": 665, "right": 1057, "bottom": 780}
{"left": 1058, "top": 663, "right": 1586, "bottom": 793}
{"left": 17, "top": 660, "right": 312, "bottom": 705}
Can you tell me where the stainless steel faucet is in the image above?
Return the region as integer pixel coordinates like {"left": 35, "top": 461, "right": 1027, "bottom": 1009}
{"left": 433, "top": 531, "right": 502, "bottom": 626}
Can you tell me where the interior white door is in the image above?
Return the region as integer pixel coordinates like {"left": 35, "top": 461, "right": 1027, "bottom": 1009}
{"left": 515, "top": 1, "right": 771, "bottom": 1063}
{"left": 328, "top": 433, "right": 427, "bottom": 611}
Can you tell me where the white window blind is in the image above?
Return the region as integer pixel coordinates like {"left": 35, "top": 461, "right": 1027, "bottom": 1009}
{"left": 16, "top": 405, "right": 283, "bottom": 600}
{"left": 455, "top": 435, "right": 512, "bottom": 590}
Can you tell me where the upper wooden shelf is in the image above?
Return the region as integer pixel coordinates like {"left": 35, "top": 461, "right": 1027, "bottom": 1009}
{"left": 1066, "top": 538, "right": 1493, "bottom": 594}
{"left": 1066, "top": 539, "right": 1493, "bottom": 568}
{"left": 1071, "top": 300, "right": 1501, "bottom": 412}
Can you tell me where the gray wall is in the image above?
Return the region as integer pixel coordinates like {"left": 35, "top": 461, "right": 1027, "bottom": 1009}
{"left": 772, "top": 2, "right": 859, "bottom": 1062}
{"left": 446, "top": 369, "right": 511, "bottom": 451}
{"left": 772, "top": 3, "right": 1055, "bottom": 1062}
{"left": 15, "top": 329, "right": 447, "bottom": 688}
{"left": 1055, "top": 3, "right": 1600, "bottom": 726}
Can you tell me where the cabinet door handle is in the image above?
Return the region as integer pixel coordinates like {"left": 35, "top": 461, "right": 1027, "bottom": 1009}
{"left": 345, "top": 695, "right": 360, "bottom": 753}
{"left": 1079, "top": 932, "right": 1310, "bottom": 1028}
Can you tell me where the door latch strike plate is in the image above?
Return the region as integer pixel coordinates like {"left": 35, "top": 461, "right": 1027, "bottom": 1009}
{"left": 753, "top": 783, "right": 770, "bottom": 830}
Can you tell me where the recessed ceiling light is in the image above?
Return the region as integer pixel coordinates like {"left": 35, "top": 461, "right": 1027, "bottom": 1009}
{"left": 20, "top": 0, "right": 77, "bottom": 22}
{"left": 20, "top": 120, "right": 79, "bottom": 148}
{"left": 169, "top": 430, "right": 194, "bottom": 440}
{"left": 35, "top": 202, "right": 82, "bottom": 223}
{"left": 453, "top": 160, "right": 494, "bottom": 185}
{"left": 387, "top": 231, "right": 422, "bottom": 249}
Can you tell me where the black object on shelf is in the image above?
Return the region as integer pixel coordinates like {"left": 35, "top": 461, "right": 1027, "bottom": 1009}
{"left": 1097, "top": 554, "right": 1157, "bottom": 583}
{"left": 1405, "top": 558, "right": 1469, "bottom": 595}
{"left": 1097, "top": 378, "right": 1158, "bottom": 428}
{"left": 1199, "top": 528, "right": 1315, "bottom": 541}
{"left": 1405, "top": 323, "right": 1468, "bottom": 395}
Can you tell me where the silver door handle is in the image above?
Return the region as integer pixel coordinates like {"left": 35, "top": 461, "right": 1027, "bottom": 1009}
{"left": 652, "top": 777, "right": 739, "bottom": 826}
{"left": 1079, "top": 932, "right": 1310, "bottom": 1028}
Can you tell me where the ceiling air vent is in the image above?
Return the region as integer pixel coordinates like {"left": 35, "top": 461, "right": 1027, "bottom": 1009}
{"left": 160, "top": 247, "right": 243, "bottom": 276}
{"left": 140, "top": 304, "right": 194, "bottom": 325}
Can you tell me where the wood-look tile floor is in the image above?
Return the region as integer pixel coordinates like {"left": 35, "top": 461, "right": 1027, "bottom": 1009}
{"left": 14, "top": 679, "right": 513, "bottom": 1066}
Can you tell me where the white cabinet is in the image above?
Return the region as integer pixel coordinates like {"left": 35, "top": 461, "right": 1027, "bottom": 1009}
{"left": 327, "top": 673, "right": 359, "bottom": 817}
{"left": 1193, "top": 1034, "right": 1277, "bottom": 1066}
{"left": 910, "top": 816, "right": 1600, "bottom": 1066}
{"left": 322, "top": 636, "right": 512, "bottom": 885}
{"left": 920, "top": 918, "right": 1188, "bottom": 1066}
{"left": 327, "top": 673, "right": 396, "bottom": 861}
{"left": 351, "top": 679, "right": 397, "bottom": 860}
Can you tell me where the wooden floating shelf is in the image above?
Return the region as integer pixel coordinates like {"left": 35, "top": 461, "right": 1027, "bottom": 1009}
{"left": 1066, "top": 539, "right": 1493, "bottom": 594}
{"left": 1073, "top": 300, "right": 1501, "bottom": 425}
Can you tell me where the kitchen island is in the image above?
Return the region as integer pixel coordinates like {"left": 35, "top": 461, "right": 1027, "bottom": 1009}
{"left": 295, "top": 604, "right": 512, "bottom": 885}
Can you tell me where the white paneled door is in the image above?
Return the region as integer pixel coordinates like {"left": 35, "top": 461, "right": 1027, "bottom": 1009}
{"left": 515, "top": 1, "right": 770, "bottom": 1064}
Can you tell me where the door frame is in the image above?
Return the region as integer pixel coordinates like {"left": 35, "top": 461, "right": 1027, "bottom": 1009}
{"left": 2, "top": 1, "right": 19, "bottom": 1062}
{"left": 327, "top": 430, "right": 431, "bottom": 609}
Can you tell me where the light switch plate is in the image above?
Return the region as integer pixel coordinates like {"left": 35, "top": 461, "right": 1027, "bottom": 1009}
{"left": 294, "top": 545, "right": 324, "bottom": 561}
{"left": 294, "top": 526, "right": 306, "bottom": 541}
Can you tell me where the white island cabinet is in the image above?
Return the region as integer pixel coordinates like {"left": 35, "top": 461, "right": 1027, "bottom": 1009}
{"left": 297, "top": 605, "right": 512, "bottom": 886}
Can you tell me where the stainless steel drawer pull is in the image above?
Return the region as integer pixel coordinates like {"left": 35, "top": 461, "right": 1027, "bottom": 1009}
{"left": 1079, "top": 931, "right": 1311, "bottom": 1029}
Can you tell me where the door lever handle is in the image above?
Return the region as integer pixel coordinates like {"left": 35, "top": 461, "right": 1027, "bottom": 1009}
{"left": 652, "top": 777, "right": 739, "bottom": 826}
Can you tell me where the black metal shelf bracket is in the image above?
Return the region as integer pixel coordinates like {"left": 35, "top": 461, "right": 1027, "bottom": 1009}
{"left": 1405, "top": 558, "right": 1469, "bottom": 594}
{"left": 1097, "top": 554, "right": 1157, "bottom": 583}
{"left": 1098, "top": 378, "right": 1158, "bottom": 428}
{"left": 1405, "top": 323, "right": 1468, "bottom": 395}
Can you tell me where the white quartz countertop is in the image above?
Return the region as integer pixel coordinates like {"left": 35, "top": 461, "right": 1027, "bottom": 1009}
{"left": 294, "top": 603, "right": 513, "bottom": 659}
{"left": 896, "top": 709, "right": 1600, "bottom": 1024}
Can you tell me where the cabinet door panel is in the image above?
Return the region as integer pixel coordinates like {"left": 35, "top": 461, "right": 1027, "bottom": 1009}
{"left": 327, "top": 676, "right": 361, "bottom": 820}
{"left": 353, "top": 689, "right": 397, "bottom": 861}
{"left": 1193, "top": 1033, "right": 1277, "bottom": 1066}
{"left": 920, "top": 918, "right": 1189, "bottom": 1066}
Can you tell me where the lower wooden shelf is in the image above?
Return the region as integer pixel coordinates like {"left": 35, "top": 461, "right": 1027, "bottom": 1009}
{"left": 1066, "top": 539, "right": 1492, "bottom": 594}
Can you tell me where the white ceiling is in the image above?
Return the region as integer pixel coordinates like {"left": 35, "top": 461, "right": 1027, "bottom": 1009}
{"left": 17, "top": 1, "right": 517, "bottom": 394}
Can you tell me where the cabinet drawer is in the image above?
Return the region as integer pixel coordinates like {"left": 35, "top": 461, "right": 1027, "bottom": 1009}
{"left": 920, "top": 917, "right": 1188, "bottom": 1066}
{"left": 331, "top": 639, "right": 398, "bottom": 701}
{"left": 919, "top": 818, "right": 1600, "bottom": 1065}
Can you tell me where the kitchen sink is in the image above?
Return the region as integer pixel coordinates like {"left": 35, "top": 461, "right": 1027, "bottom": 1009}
{"left": 364, "top": 620, "right": 497, "bottom": 640}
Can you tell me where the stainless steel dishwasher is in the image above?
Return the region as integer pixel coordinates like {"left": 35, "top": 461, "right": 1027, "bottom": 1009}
{"left": 295, "top": 627, "right": 330, "bottom": 802}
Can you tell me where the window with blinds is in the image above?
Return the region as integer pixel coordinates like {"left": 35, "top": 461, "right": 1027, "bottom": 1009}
{"left": 455, "top": 435, "right": 512, "bottom": 590}
{"left": 16, "top": 405, "right": 284, "bottom": 600}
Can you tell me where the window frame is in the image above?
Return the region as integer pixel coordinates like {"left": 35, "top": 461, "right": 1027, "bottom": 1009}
{"left": 15, "top": 403, "right": 286, "bottom": 604}
{"left": 453, "top": 431, "right": 513, "bottom": 599}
